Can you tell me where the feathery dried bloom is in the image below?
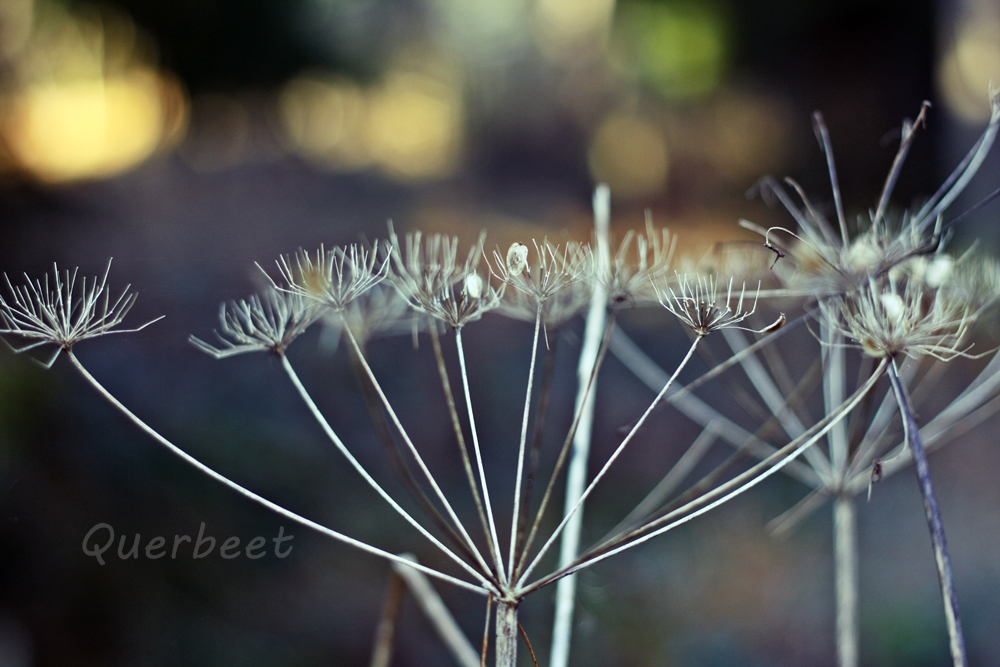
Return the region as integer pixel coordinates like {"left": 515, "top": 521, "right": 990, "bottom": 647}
{"left": 0, "top": 260, "right": 162, "bottom": 367}
{"left": 823, "top": 277, "right": 975, "bottom": 361}
{"left": 942, "top": 253, "right": 1000, "bottom": 311}
{"left": 602, "top": 214, "right": 675, "bottom": 307}
{"left": 747, "top": 93, "right": 1000, "bottom": 298}
{"left": 492, "top": 239, "right": 593, "bottom": 311}
{"left": 267, "top": 243, "right": 389, "bottom": 311}
{"left": 190, "top": 288, "right": 320, "bottom": 358}
{"left": 654, "top": 273, "right": 766, "bottom": 337}
{"left": 386, "top": 225, "right": 501, "bottom": 329}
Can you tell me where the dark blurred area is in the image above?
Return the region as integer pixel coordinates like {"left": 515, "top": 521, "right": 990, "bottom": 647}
{"left": 1, "top": 0, "right": 1000, "bottom": 665}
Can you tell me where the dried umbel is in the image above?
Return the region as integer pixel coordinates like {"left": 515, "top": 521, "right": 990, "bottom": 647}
{"left": 189, "top": 288, "right": 320, "bottom": 358}
{"left": 747, "top": 92, "right": 1000, "bottom": 298}
{"left": 493, "top": 240, "right": 594, "bottom": 325}
{"left": 268, "top": 243, "right": 390, "bottom": 311}
{"left": 0, "top": 260, "right": 162, "bottom": 367}
{"left": 654, "top": 273, "right": 776, "bottom": 337}
{"left": 602, "top": 213, "right": 675, "bottom": 307}
{"left": 824, "top": 277, "right": 976, "bottom": 361}
{"left": 387, "top": 224, "right": 501, "bottom": 329}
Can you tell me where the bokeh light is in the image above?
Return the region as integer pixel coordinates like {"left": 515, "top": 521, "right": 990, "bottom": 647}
{"left": 587, "top": 110, "right": 669, "bottom": 198}
{"left": 938, "top": 12, "right": 1000, "bottom": 122}
{"left": 278, "top": 64, "right": 463, "bottom": 180}
{"left": 617, "top": 1, "right": 727, "bottom": 101}
{"left": 0, "top": 1, "right": 187, "bottom": 183}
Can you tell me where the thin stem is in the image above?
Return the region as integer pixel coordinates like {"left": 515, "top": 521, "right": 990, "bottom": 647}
{"left": 509, "top": 305, "right": 543, "bottom": 575}
{"left": 515, "top": 333, "right": 559, "bottom": 562}
{"left": 517, "top": 336, "right": 702, "bottom": 588}
{"left": 887, "top": 359, "right": 967, "bottom": 667}
{"left": 341, "top": 326, "right": 493, "bottom": 584}
{"left": 282, "top": 355, "right": 493, "bottom": 582}
{"left": 524, "top": 357, "right": 887, "bottom": 596}
{"left": 430, "top": 323, "right": 498, "bottom": 576}
{"left": 347, "top": 342, "right": 482, "bottom": 568}
{"left": 550, "top": 185, "right": 610, "bottom": 667}
{"left": 455, "top": 327, "right": 508, "bottom": 585}
{"left": 65, "top": 350, "right": 492, "bottom": 596}
{"left": 834, "top": 494, "right": 858, "bottom": 667}
{"left": 823, "top": 323, "right": 849, "bottom": 478}
{"left": 369, "top": 569, "right": 406, "bottom": 667}
{"left": 515, "top": 315, "right": 616, "bottom": 580}
{"left": 813, "top": 111, "right": 849, "bottom": 247}
{"left": 480, "top": 595, "right": 493, "bottom": 667}
{"left": 393, "top": 555, "right": 481, "bottom": 667}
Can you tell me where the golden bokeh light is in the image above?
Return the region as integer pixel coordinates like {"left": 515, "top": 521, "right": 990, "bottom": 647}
{"left": 587, "top": 111, "right": 669, "bottom": 198}
{"left": 0, "top": 2, "right": 188, "bottom": 183}
{"left": 278, "top": 67, "right": 464, "bottom": 181}
{"left": 533, "top": 0, "right": 616, "bottom": 57}
{"left": 3, "top": 70, "right": 185, "bottom": 182}
{"left": 938, "top": 18, "right": 1000, "bottom": 122}
{"left": 278, "top": 74, "right": 371, "bottom": 169}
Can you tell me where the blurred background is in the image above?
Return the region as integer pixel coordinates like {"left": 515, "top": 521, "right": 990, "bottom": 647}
{"left": 1, "top": 0, "right": 1000, "bottom": 665}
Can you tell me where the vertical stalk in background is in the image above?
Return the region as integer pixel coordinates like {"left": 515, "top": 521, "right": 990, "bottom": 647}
{"left": 823, "top": 322, "right": 858, "bottom": 667}
{"left": 887, "top": 359, "right": 966, "bottom": 667}
{"left": 833, "top": 494, "right": 858, "bottom": 667}
{"left": 549, "top": 184, "right": 610, "bottom": 667}
{"left": 369, "top": 570, "right": 406, "bottom": 667}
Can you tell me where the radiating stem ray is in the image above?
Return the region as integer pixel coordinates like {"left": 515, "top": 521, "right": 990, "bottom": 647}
{"left": 429, "top": 323, "right": 498, "bottom": 577}
{"left": 65, "top": 350, "right": 493, "bottom": 596}
{"left": 887, "top": 358, "right": 967, "bottom": 667}
{"left": 454, "top": 326, "right": 508, "bottom": 584}
{"left": 342, "top": 325, "right": 493, "bottom": 581}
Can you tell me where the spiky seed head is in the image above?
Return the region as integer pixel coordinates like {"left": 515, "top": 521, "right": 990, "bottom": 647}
{"left": 190, "top": 288, "right": 320, "bottom": 358}
{"left": 0, "top": 260, "right": 162, "bottom": 367}
{"left": 268, "top": 243, "right": 389, "bottom": 312}
{"left": 386, "top": 224, "right": 501, "bottom": 329}
{"left": 654, "top": 273, "right": 762, "bottom": 337}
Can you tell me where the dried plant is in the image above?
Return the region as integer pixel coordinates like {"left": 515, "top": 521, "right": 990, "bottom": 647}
{"left": 3, "top": 96, "right": 999, "bottom": 667}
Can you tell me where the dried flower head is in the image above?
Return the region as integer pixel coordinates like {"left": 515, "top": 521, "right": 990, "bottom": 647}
{"left": 189, "top": 288, "right": 320, "bottom": 358}
{"left": 387, "top": 224, "right": 501, "bottom": 329}
{"left": 823, "top": 278, "right": 975, "bottom": 361}
{"left": 654, "top": 273, "right": 769, "bottom": 337}
{"left": 603, "top": 213, "right": 675, "bottom": 307}
{"left": 0, "top": 260, "right": 162, "bottom": 367}
{"left": 492, "top": 240, "right": 593, "bottom": 307}
{"left": 746, "top": 93, "right": 1000, "bottom": 298}
{"left": 266, "top": 243, "right": 389, "bottom": 311}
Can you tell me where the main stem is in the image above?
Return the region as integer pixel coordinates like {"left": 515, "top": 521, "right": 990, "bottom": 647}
{"left": 495, "top": 600, "right": 519, "bottom": 667}
{"left": 833, "top": 494, "right": 858, "bottom": 667}
{"left": 887, "top": 359, "right": 966, "bottom": 667}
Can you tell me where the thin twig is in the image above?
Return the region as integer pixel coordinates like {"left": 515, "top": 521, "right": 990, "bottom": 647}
{"left": 65, "top": 350, "right": 493, "bottom": 596}
{"left": 369, "top": 569, "right": 406, "bottom": 667}
{"left": 282, "top": 355, "right": 492, "bottom": 582}
{"left": 429, "top": 323, "right": 498, "bottom": 576}
{"left": 393, "top": 554, "right": 481, "bottom": 667}
{"left": 342, "top": 325, "right": 494, "bottom": 582}
{"left": 887, "top": 359, "right": 967, "bottom": 667}
{"left": 509, "top": 305, "right": 544, "bottom": 574}
{"left": 455, "top": 327, "right": 508, "bottom": 584}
